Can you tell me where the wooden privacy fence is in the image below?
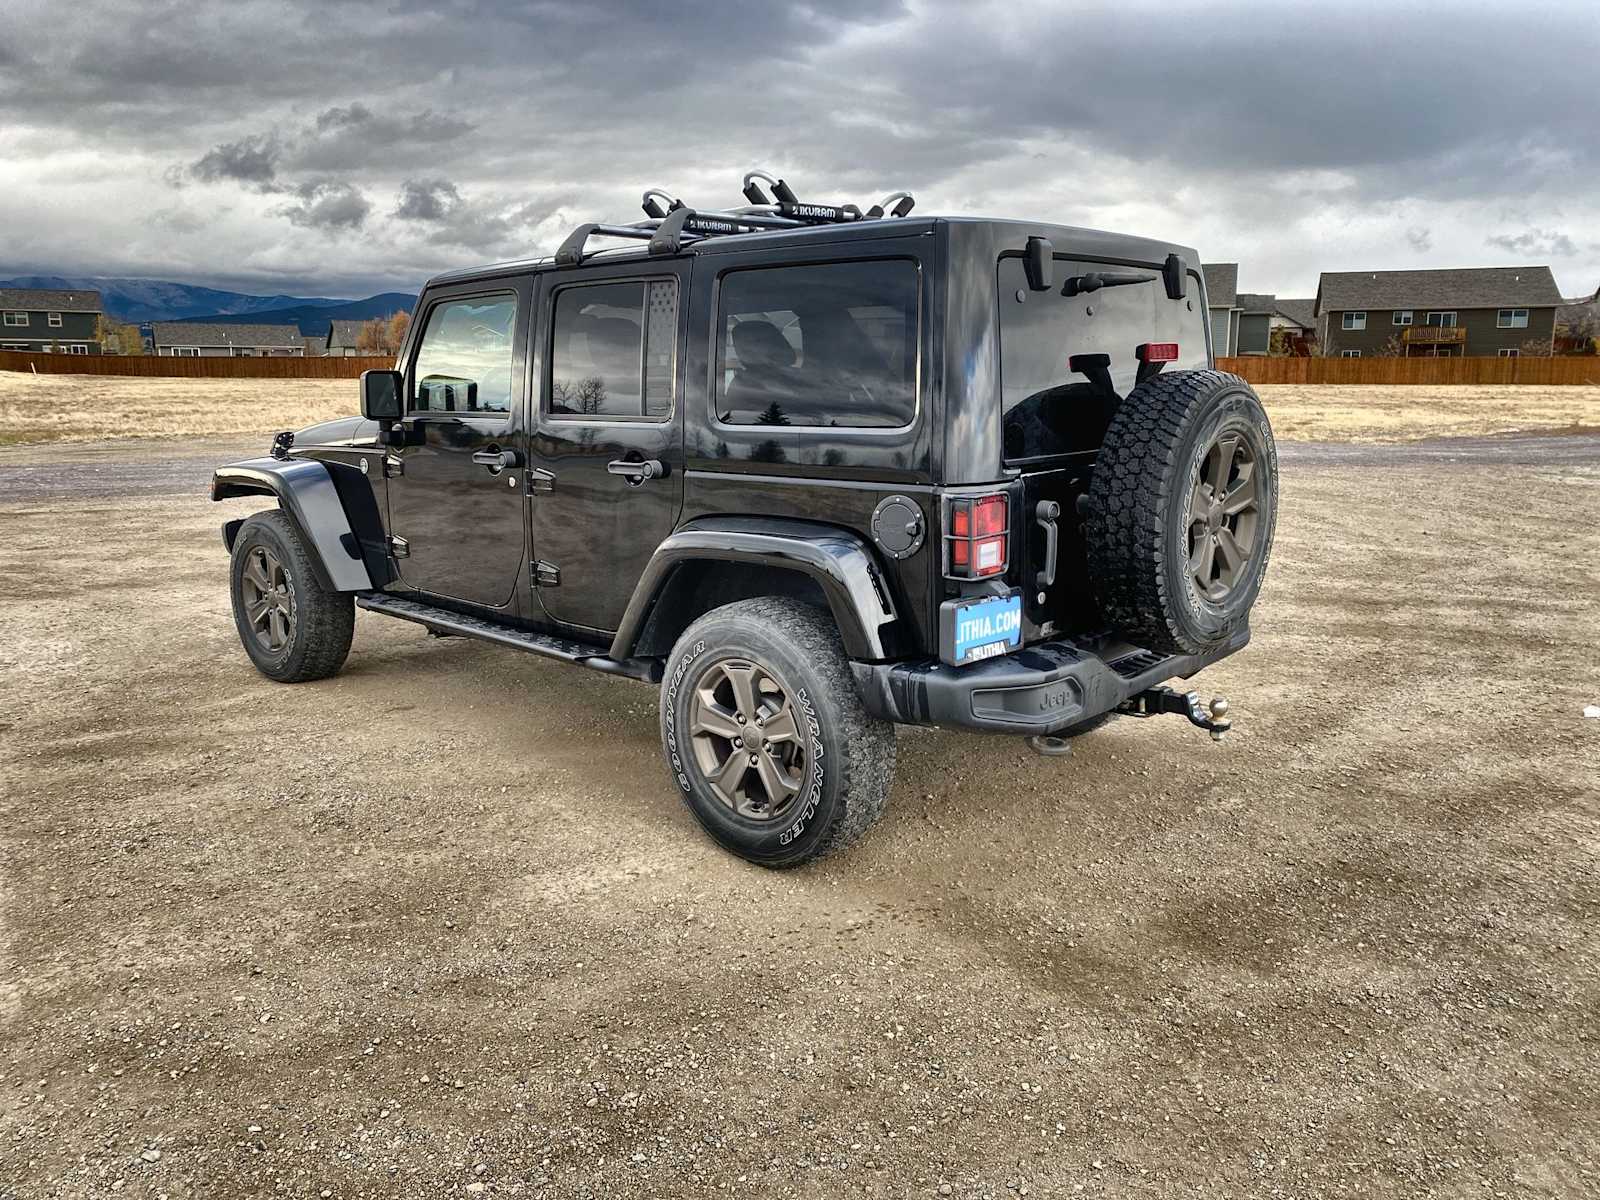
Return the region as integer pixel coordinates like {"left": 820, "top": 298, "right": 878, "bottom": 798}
{"left": 1216, "top": 355, "right": 1600, "bottom": 386}
{"left": 0, "top": 350, "right": 393, "bottom": 379}
{"left": 3, "top": 347, "right": 1596, "bottom": 386}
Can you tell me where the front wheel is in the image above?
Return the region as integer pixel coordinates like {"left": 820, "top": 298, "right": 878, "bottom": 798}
{"left": 660, "top": 597, "right": 896, "bottom": 868}
{"left": 229, "top": 509, "right": 354, "bottom": 683}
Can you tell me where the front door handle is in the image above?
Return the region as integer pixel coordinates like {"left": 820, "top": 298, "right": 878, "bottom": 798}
{"left": 606, "top": 458, "right": 668, "bottom": 484}
{"left": 472, "top": 447, "right": 521, "bottom": 474}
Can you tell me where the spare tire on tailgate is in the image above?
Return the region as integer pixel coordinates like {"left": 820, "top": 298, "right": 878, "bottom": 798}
{"left": 1084, "top": 370, "right": 1278, "bottom": 656}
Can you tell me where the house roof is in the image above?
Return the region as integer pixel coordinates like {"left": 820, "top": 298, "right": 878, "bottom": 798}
{"left": 151, "top": 322, "right": 304, "bottom": 348}
{"left": 327, "top": 319, "right": 367, "bottom": 347}
{"left": 1274, "top": 298, "right": 1317, "bottom": 329}
{"left": 0, "top": 287, "right": 104, "bottom": 313}
{"left": 1236, "top": 292, "right": 1277, "bottom": 314}
{"left": 1315, "top": 266, "right": 1563, "bottom": 315}
{"left": 1202, "top": 263, "right": 1238, "bottom": 309}
{"left": 301, "top": 336, "right": 326, "bottom": 356}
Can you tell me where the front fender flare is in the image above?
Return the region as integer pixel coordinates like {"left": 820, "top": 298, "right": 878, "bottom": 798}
{"left": 610, "top": 517, "right": 898, "bottom": 662}
{"left": 211, "top": 457, "right": 374, "bottom": 592}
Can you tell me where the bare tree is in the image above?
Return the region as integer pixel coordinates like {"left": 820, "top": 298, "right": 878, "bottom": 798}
{"left": 355, "top": 311, "right": 412, "bottom": 355}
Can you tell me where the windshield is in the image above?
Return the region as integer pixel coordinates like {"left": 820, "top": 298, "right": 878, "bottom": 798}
{"left": 997, "top": 255, "right": 1208, "bottom": 462}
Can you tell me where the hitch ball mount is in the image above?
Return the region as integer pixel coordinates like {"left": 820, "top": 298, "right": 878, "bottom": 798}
{"left": 1119, "top": 686, "right": 1233, "bottom": 741}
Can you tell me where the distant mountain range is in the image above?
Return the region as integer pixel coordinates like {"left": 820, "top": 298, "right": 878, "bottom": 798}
{"left": 0, "top": 273, "right": 416, "bottom": 335}
{"left": 184, "top": 293, "right": 418, "bottom": 338}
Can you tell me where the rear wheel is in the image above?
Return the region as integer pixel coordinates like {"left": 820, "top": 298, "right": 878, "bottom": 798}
{"left": 1085, "top": 370, "right": 1278, "bottom": 655}
{"left": 229, "top": 510, "right": 354, "bottom": 683}
{"left": 660, "top": 597, "right": 895, "bottom": 867}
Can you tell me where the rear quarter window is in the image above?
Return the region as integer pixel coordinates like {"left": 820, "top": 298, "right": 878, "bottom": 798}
{"left": 715, "top": 259, "right": 919, "bottom": 429}
{"left": 997, "top": 255, "right": 1207, "bottom": 462}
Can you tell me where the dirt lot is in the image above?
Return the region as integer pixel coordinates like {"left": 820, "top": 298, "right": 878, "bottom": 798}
{"left": 3, "top": 370, "right": 1600, "bottom": 446}
{"left": 2, "top": 426, "right": 1599, "bottom": 1197}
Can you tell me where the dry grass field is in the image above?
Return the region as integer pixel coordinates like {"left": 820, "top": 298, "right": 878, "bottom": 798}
{"left": 2, "top": 370, "right": 1599, "bottom": 447}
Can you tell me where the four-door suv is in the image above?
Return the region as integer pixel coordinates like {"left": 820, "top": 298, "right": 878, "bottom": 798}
{"left": 213, "top": 173, "right": 1277, "bottom": 867}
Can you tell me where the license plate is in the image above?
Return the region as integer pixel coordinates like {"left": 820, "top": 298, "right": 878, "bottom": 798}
{"left": 944, "top": 591, "right": 1023, "bottom": 666}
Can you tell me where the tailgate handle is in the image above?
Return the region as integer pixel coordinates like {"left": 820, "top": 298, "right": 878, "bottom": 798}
{"left": 1034, "top": 500, "right": 1061, "bottom": 589}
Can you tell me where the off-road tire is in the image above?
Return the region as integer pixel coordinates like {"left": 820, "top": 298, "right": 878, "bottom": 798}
{"left": 660, "top": 597, "right": 895, "bottom": 868}
{"left": 229, "top": 509, "right": 355, "bottom": 683}
{"left": 1085, "top": 370, "right": 1277, "bottom": 655}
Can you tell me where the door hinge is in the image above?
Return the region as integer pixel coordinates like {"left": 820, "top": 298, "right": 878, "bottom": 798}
{"left": 527, "top": 467, "right": 555, "bottom": 493}
{"left": 534, "top": 559, "right": 560, "bottom": 587}
{"left": 389, "top": 534, "right": 410, "bottom": 559}
{"left": 383, "top": 454, "right": 404, "bottom": 478}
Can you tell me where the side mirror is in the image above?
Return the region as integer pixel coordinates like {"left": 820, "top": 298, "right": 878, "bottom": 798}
{"left": 1024, "top": 236, "right": 1054, "bottom": 292}
{"left": 360, "top": 370, "right": 405, "bottom": 422}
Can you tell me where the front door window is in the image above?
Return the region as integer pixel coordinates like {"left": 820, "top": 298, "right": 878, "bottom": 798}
{"left": 411, "top": 296, "right": 518, "bottom": 415}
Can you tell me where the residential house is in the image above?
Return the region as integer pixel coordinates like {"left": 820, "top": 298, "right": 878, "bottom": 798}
{"left": 1314, "top": 267, "right": 1563, "bottom": 358}
{"left": 1203, "top": 263, "right": 1239, "bottom": 356}
{"left": 301, "top": 336, "right": 327, "bottom": 358}
{"left": 325, "top": 320, "right": 368, "bottom": 356}
{"left": 151, "top": 323, "right": 306, "bottom": 357}
{"left": 0, "top": 287, "right": 104, "bottom": 354}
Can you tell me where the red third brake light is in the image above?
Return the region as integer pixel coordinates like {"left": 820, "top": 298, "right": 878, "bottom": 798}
{"left": 1138, "top": 342, "right": 1180, "bottom": 363}
{"left": 946, "top": 494, "right": 1009, "bottom": 578}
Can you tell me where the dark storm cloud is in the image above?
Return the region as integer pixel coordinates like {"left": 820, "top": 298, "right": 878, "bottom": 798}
{"left": 275, "top": 181, "right": 373, "bottom": 231}
{"left": 1487, "top": 229, "right": 1579, "bottom": 257}
{"left": 2, "top": 0, "right": 1596, "bottom": 295}
{"left": 191, "top": 136, "right": 281, "bottom": 190}
{"left": 395, "top": 179, "right": 463, "bottom": 222}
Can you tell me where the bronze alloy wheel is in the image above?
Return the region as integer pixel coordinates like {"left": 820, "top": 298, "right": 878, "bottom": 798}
{"left": 239, "top": 544, "right": 295, "bottom": 654}
{"left": 688, "top": 658, "right": 810, "bottom": 821}
{"left": 1188, "top": 429, "right": 1262, "bottom": 603}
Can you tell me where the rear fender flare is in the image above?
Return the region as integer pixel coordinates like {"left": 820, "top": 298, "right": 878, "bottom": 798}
{"left": 611, "top": 517, "right": 898, "bottom": 662}
{"left": 211, "top": 457, "right": 373, "bottom": 592}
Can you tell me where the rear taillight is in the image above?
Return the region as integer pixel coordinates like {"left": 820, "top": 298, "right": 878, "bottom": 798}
{"left": 946, "top": 494, "right": 1009, "bottom": 578}
{"left": 1137, "top": 342, "right": 1179, "bottom": 363}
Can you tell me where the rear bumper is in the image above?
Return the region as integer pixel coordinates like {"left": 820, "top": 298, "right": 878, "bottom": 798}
{"left": 850, "top": 626, "right": 1249, "bottom": 735}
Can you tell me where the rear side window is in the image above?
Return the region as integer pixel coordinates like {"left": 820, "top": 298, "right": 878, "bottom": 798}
{"left": 548, "top": 279, "right": 678, "bottom": 420}
{"left": 411, "top": 294, "right": 518, "bottom": 414}
{"left": 715, "top": 259, "right": 918, "bottom": 428}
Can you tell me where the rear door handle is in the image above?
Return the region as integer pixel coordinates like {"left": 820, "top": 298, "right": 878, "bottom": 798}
{"left": 606, "top": 458, "right": 667, "bottom": 484}
{"left": 1035, "top": 499, "right": 1061, "bottom": 589}
{"left": 472, "top": 447, "right": 521, "bottom": 473}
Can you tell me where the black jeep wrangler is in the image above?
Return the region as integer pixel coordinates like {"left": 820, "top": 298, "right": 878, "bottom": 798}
{"left": 213, "top": 174, "right": 1277, "bottom": 867}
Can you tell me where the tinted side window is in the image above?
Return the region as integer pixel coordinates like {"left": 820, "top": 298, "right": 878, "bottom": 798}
{"left": 411, "top": 295, "right": 518, "bottom": 415}
{"left": 549, "top": 279, "right": 677, "bottom": 420}
{"left": 715, "top": 260, "right": 918, "bottom": 428}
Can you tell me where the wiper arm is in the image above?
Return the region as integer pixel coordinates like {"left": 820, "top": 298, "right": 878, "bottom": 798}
{"left": 1062, "top": 271, "right": 1156, "bottom": 297}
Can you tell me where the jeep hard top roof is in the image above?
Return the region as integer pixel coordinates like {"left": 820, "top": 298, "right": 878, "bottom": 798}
{"left": 424, "top": 171, "right": 1200, "bottom": 295}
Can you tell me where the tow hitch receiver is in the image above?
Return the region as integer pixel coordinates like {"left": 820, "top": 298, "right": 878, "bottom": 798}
{"left": 1120, "top": 686, "right": 1233, "bottom": 741}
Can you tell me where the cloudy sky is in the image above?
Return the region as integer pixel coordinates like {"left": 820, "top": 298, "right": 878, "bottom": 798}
{"left": 1, "top": 0, "right": 1596, "bottom": 300}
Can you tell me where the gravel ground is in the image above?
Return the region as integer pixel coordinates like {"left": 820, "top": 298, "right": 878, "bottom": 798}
{"left": 1, "top": 436, "right": 1597, "bottom": 1198}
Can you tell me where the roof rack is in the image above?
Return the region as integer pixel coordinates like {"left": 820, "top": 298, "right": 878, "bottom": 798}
{"left": 553, "top": 171, "right": 917, "bottom": 267}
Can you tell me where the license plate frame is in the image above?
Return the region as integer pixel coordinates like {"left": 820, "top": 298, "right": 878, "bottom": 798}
{"left": 940, "top": 590, "right": 1024, "bottom": 667}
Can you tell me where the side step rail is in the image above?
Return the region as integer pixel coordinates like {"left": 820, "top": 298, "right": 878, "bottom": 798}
{"left": 355, "top": 593, "right": 662, "bottom": 684}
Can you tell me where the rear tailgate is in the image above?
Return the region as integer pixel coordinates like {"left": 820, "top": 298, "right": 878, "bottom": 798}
{"left": 995, "top": 252, "right": 1210, "bottom": 642}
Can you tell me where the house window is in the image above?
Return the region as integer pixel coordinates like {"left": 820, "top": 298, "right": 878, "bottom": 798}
{"left": 48, "top": 312, "right": 64, "bottom": 327}
{"left": 1498, "top": 348, "right": 1519, "bottom": 358}
{"left": 1392, "top": 310, "right": 1413, "bottom": 326}
{"left": 1497, "top": 308, "right": 1528, "bottom": 329}
{"left": 65, "top": 344, "right": 89, "bottom": 355}
{"left": 1341, "top": 350, "right": 1361, "bottom": 358}
{"left": 233, "top": 347, "right": 256, "bottom": 357}
{"left": 1341, "top": 311, "right": 1366, "bottom": 330}
{"left": 3, "top": 312, "right": 27, "bottom": 326}
{"left": 2, "top": 342, "right": 29, "bottom": 350}
{"left": 1425, "top": 312, "right": 1457, "bottom": 327}
{"left": 171, "top": 347, "right": 201, "bottom": 357}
